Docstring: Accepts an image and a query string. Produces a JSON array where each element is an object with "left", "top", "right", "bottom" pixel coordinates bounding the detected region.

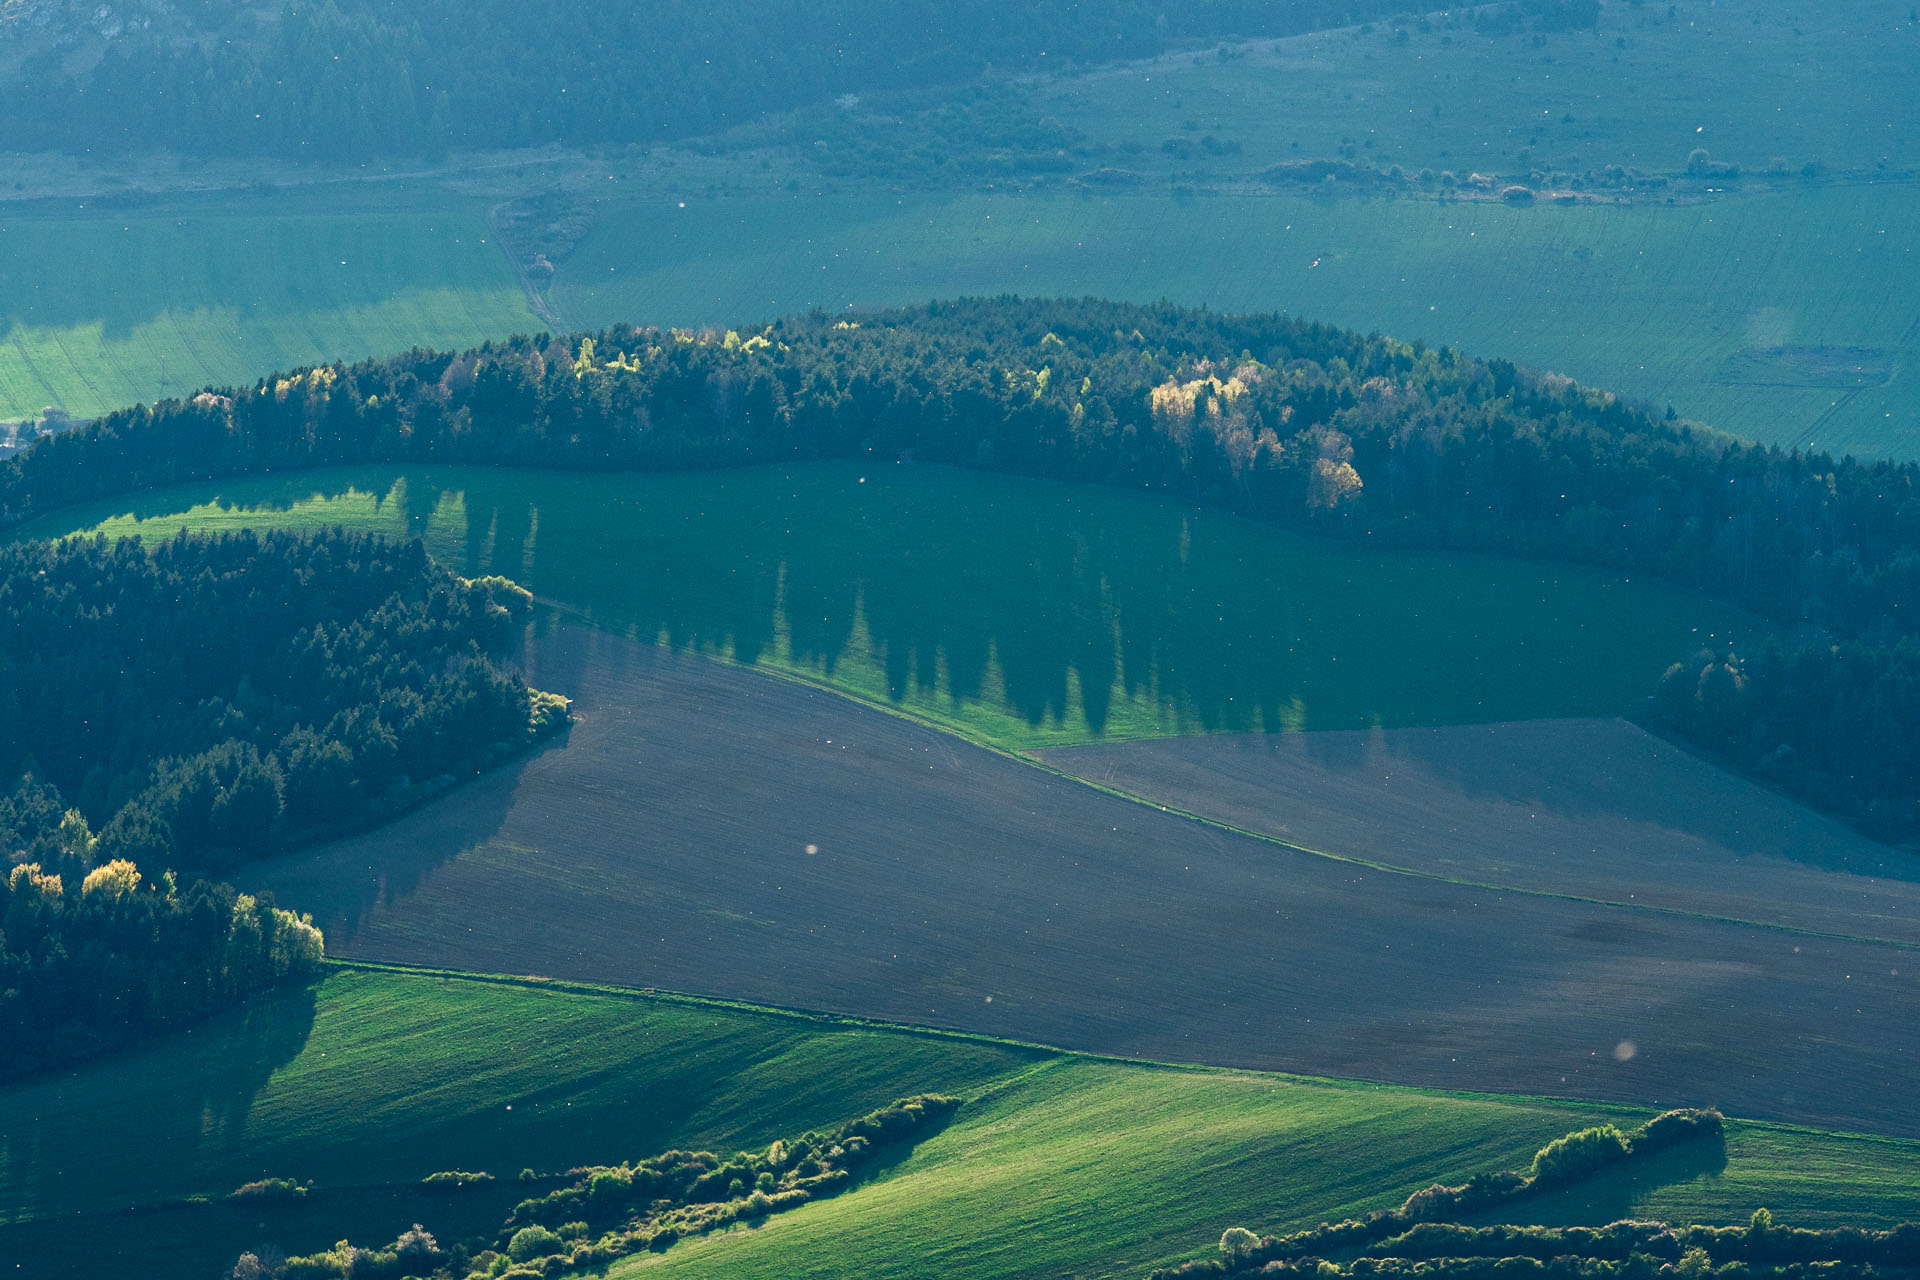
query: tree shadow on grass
[
  {"left": 0, "top": 1166, "right": 530, "bottom": 1280},
  {"left": 0, "top": 979, "right": 319, "bottom": 1239}
]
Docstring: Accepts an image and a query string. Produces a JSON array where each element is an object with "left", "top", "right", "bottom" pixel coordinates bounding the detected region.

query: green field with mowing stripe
[
  {"left": 552, "top": 183, "right": 1920, "bottom": 459},
  {"left": 4, "top": 966, "right": 1917, "bottom": 1280},
  {"left": 0, "top": 191, "right": 533, "bottom": 423},
  {"left": 21, "top": 462, "right": 1751, "bottom": 749}
]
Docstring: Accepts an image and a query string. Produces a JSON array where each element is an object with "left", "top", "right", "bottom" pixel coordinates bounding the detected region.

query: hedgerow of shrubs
[
  {"left": 260, "top": 1095, "right": 959, "bottom": 1279},
  {"left": 1157, "top": 1109, "right": 1725, "bottom": 1279}
]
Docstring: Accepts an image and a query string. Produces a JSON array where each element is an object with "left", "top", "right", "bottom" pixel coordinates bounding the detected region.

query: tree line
[
  {"left": 1, "top": 0, "right": 1401, "bottom": 164},
  {"left": 1173, "top": 1109, "right": 1725, "bottom": 1279},
  {"left": 5, "top": 299, "right": 1913, "bottom": 834},
  {"left": 1159, "top": 1109, "right": 1920, "bottom": 1280},
  {"left": 0, "top": 866, "right": 322, "bottom": 1081},
  {"left": 0, "top": 529, "right": 565, "bottom": 1077}
]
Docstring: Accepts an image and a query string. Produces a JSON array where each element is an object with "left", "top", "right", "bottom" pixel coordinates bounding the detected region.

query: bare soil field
[
  {"left": 243, "top": 621, "right": 1920, "bottom": 1137},
  {"left": 1041, "top": 721, "right": 1920, "bottom": 948}
]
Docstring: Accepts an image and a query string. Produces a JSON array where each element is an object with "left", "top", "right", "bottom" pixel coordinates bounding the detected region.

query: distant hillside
[{"left": 0, "top": 0, "right": 1405, "bottom": 162}]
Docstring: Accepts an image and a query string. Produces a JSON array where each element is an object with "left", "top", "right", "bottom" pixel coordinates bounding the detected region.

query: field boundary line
[
  {"left": 313, "top": 960, "right": 1920, "bottom": 1146},
  {"left": 487, "top": 201, "right": 567, "bottom": 334},
  {"left": 309, "top": 959, "right": 1671, "bottom": 1117},
  {"left": 1787, "top": 386, "right": 1864, "bottom": 452},
  {"left": 316, "top": 957, "right": 1342, "bottom": 1086}
]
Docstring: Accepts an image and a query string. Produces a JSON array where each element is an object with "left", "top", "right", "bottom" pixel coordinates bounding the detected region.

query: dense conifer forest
[
  {"left": 4, "top": 299, "right": 1913, "bottom": 835},
  {"left": 1, "top": 528, "right": 565, "bottom": 875}
]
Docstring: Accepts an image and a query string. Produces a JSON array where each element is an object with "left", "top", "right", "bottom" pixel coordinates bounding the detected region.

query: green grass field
[
  {"left": 0, "top": 966, "right": 1040, "bottom": 1279},
  {"left": 552, "top": 182, "right": 1920, "bottom": 459},
  {"left": 4, "top": 965, "right": 1917, "bottom": 1280},
  {"left": 0, "top": 188, "right": 533, "bottom": 423},
  {"left": 621, "top": 1081, "right": 1920, "bottom": 1280},
  {"left": 21, "top": 462, "right": 1751, "bottom": 750}
]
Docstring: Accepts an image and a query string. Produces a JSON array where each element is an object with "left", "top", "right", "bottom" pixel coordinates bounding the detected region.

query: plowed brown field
[
  {"left": 1041, "top": 722, "right": 1920, "bottom": 947},
  {"left": 244, "top": 622, "right": 1920, "bottom": 1137}
]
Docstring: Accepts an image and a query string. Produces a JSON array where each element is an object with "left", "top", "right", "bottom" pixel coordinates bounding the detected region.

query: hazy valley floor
[{"left": 242, "top": 620, "right": 1920, "bottom": 1138}]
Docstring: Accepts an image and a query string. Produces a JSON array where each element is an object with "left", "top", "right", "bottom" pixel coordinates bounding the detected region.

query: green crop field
[
  {"left": 4, "top": 966, "right": 1917, "bottom": 1280},
  {"left": 551, "top": 183, "right": 1920, "bottom": 460},
  {"left": 0, "top": 187, "right": 533, "bottom": 423},
  {"left": 21, "top": 461, "right": 1750, "bottom": 750}
]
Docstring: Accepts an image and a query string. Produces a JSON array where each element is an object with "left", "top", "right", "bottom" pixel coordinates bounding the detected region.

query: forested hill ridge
[
  {"left": 0, "top": 0, "right": 1402, "bottom": 163},
  {"left": 5, "top": 297, "right": 1916, "bottom": 835}
]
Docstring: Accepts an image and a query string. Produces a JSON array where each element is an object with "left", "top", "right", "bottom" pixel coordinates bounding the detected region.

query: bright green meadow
[
  {"left": 22, "top": 462, "right": 1750, "bottom": 750},
  {"left": 3, "top": 966, "right": 1917, "bottom": 1280},
  {"left": 0, "top": 189, "right": 531, "bottom": 423},
  {"left": 620, "top": 1084, "right": 1920, "bottom": 1280}
]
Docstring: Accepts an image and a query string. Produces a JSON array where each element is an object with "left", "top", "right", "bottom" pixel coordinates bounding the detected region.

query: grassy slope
[
  {"left": 0, "top": 188, "right": 533, "bottom": 422},
  {"left": 624, "top": 1079, "right": 1920, "bottom": 1280},
  {"left": 0, "top": 967, "right": 1041, "bottom": 1223},
  {"left": 0, "top": 966, "right": 1040, "bottom": 1278},
  {"left": 18, "top": 462, "right": 1750, "bottom": 750},
  {"left": 1036, "top": 0, "right": 1916, "bottom": 186},
  {"left": 5, "top": 966, "right": 1918, "bottom": 1280},
  {"left": 551, "top": 183, "right": 1920, "bottom": 460}
]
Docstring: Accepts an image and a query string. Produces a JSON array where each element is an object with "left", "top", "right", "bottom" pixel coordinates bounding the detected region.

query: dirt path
[{"left": 486, "top": 200, "right": 568, "bottom": 333}]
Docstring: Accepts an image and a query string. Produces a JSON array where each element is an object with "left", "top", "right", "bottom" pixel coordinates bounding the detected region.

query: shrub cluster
[{"left": 1207, "top": 1217, "right": 1920, "bottom": 1280}]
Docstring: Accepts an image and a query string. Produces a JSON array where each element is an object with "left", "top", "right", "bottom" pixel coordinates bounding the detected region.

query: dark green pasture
[{"left": 25, "top": 461, "right": 1749, "bottom": 750}]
